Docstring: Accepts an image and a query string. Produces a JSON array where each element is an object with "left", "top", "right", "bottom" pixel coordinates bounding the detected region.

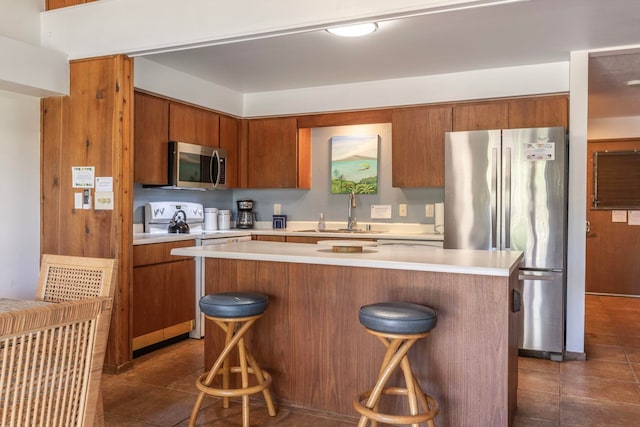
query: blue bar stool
[
  {"left": 189, "top": 292, "right": 276, "bottom": 427},
  {"left": 354, "top": 302, "right": 439, "bottom": 427}
]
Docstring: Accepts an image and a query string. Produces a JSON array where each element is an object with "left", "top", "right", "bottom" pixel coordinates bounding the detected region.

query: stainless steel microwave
[{"left": 168, "top": 141, "right": 227, "bottom": 190}]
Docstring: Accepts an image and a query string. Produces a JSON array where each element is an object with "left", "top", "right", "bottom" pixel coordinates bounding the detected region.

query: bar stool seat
[
  {"left": 189, "top": 292, "right": 276, "bottom": 427},
  {"left": 354, "top": 302, "right": 439, "bottom": 427}
]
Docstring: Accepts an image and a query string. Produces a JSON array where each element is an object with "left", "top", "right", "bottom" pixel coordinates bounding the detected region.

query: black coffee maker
[{"left": 236, "top": 199, "right": 255, "bottom": 229}]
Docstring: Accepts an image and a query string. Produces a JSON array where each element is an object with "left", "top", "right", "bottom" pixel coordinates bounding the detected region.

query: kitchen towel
[{"left": 435, "top": 202, "right": 444, "bottom": 234}]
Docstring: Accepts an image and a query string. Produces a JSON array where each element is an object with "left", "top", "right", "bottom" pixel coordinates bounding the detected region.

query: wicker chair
[
  {"left": 35, "top": 254, "right": 117, "bottom": 302},
  {"left": 0, "top": 297, "right": 113, "bottom": 426},
  {"left": 34, "top": 254, "right": 118, "bottom": 426}
]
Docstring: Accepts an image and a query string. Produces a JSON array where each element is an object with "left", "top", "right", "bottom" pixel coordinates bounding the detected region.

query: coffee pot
[
  {"left": 236, "top": 200, "right": 255, "bottom": 229},
  {"left": 168, "top": 210, "right": 190, "bottom": 233}
]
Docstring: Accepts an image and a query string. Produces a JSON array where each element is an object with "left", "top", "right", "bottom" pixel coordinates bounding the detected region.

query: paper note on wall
[{"left": 628, "top": 211, "right": 640, "bottom": 226}]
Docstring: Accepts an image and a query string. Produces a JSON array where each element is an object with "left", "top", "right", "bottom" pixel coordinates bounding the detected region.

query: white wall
[
  {"left": 244, "top": 62, "right": 569, "bottom": 116},
  {"left": 134, "top": 57, "right": 243, "bottom": 117},
  {"left": 566, "top": 51, "right": 589, "bottom": 355},
  {"left": 0, "top": 0, "right": 68, "bottom": 96},
  {"left": 0, "top": 90, "right": 41, "bottom": 298},
  {"left": 41, "top": 0, "right": 488, "bottom": 58},
  {"left": 588, "top": 116, "right": 640, "bottom": 139}
]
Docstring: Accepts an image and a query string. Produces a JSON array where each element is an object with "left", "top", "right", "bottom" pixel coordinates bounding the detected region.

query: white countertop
[
  {"left": 133, "top": 221, "right": 443, "bottom": 245},
  {"left": 171, "top": 240, "right": 522, "bottom": 276},
  {"left": 133, "top": 230, "right": 251, "bottom": 245}
]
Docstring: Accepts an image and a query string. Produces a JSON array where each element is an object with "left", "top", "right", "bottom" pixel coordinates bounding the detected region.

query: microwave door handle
[{"left": 210, "top": 150, "right": 219, "bottom": 189}]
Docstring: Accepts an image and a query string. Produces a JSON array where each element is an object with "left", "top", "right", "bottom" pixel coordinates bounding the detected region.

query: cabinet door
[
  {"left": 132, "top": 263, "right": 166, "bottom": 338},
  {"left": 164, "top": 259, "right": 196, "bottom": 328},
  {"left": 453, "top": 101, "right": 508, "bottom": 131},
  {"left": 134, "top": 92, "right": 169, "bottom": 185},
  {"left": 247, "top": 117, "right": 299, "bottom": 188},
  {"left": 169, "top": 102, "right": 220, "bottom": 147},
  {"left": 392, "top": 106, "right": 452, "bottom": 187},
  {"left": 220, "top": 115, "right": 239, "bottom": 188},
  {"left": 508, "top": 96, "right": 568, "bottom": 129}
]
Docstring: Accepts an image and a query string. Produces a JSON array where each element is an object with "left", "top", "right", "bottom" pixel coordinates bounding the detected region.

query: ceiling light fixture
[
  {"left": 627, "top": 80, "right": 640, "bottom": 86},
  {"left": 326, "top": 22, "right": 378, "bottom": 37}
]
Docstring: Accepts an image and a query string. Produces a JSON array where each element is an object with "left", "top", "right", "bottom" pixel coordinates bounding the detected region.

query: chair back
[
  {"left": 35, "top": 254, "right": 117, "bottom": 302},
  {"left": 0, "top": 297, "right": 113, "bottom": 426}
]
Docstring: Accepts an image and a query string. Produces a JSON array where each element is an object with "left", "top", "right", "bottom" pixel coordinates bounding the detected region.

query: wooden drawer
[{"left": 133, "top": 240, "right": 196, "bottom": 267}]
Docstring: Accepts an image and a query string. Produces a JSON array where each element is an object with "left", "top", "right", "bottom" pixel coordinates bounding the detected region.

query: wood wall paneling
[
  {"left": 586, "top": 139, "right": 640, "bottom": 295},
  {"left": 46, "top": 0, "right": 95, "bottom": 11},
  {"left": 41, "top": 55, "right": 134, "bottom": 373}
]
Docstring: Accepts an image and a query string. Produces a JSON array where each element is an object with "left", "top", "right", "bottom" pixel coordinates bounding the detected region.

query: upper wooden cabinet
[
  {"left": 134, "top": 92, "right": 169, "bottom": 185},
  {"left": 168, "top": 102, "right": 219, "bottom": 147},
  {"left": 453, "top": 95, "right": 568, "bottom": 131},
  {"left": 507, "top": 95, "right": 568, "bottom": 129},
  {"left": 220, "top": 115, "right": 240, "bottom": 188},
  {"left": 391, "top": 106, "right": 452, "bottom": 187},
  {"left": 453, "top": 101, "right": 509, "bottom": 131},
  {"left": 134, "top": 91, "right": 240, "bottom": 187},
  {"left": 246, "top": 117, "right": 311, "bottom": 189}
]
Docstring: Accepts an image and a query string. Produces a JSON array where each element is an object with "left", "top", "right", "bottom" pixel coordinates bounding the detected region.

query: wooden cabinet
[
  {"left": 134, "top": 92, "right": 241, "bottom": 187},
  {"left": 246, "top": 117, "right": 311, "bottom": 189},
  {"left": 134, "top": 92, "right": 169, "bottom": 185},
  {"left": 132, "top": 241, "right": 196, "bottom": 351},
  {"left": 507, "top": 95, "right": 568, "bottom": 129},
  {"left": 220, "top": 115, "right": 240, "bottom": 188},
  {"left": 391, "top": 105, "right": 452, "bottom": 187},
  {"left": 168, "top": 102, "right": 219, "bottom": 147},
  {"left": 453, "top": 101, "right": 509, "bottom": 131},
  {"left": 253, "top": 235, "right": 286, "bottom": 242},
  {"left": 452, "top": 95, "right": 568, "bottom": 131}
]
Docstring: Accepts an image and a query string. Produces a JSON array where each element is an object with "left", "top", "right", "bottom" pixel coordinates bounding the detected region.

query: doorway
[
  {"left": 585, "top": 138, "right": 640, "bottom": 295},
  {"left": 586, "top": 50, "right": 640, "bottom": 296}
]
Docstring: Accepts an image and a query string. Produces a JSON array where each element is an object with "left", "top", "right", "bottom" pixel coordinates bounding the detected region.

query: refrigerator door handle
[
  {"left": 504, "top": 147, "right": 511, "bottom": 249},
  {"left": 518, "top": 273, "right": 557, "bottom": 281},
  {"left": 491, "top": 147, "right": 498, "bottom": 249}
]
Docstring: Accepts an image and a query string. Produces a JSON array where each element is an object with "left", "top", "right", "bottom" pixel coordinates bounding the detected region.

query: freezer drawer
[{"left": 519, "top": 270, "right": 565, "bottom": 355}]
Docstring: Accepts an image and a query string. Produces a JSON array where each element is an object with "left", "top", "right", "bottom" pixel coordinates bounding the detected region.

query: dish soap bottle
[{"left": 317, "top": 213, "right": 326, "bottom": 231}]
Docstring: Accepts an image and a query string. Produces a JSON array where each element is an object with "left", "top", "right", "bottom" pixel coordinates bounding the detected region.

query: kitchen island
[{"left": 172, "top": 241, "right": 523, "bottom": 427}]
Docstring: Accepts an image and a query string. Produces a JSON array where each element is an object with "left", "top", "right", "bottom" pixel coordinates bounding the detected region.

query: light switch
[
  {"left": 399, "top": 204, "right": 407, "bottom": 217},
  {"left": 274, "top": 204, "right": 281, "bottom": 215}
]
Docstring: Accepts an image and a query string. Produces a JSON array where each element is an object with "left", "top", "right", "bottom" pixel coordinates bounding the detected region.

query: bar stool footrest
[
  {"left": 354, "top": 388, "right": 439, "bottom": 425},
  {"left": 196, "top": 367, "right": 273, "bottom": 398}
]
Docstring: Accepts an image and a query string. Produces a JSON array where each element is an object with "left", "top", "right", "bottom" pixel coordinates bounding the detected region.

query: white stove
[{"left": 144, "top": 201, "right": 205, "bottom": 234}]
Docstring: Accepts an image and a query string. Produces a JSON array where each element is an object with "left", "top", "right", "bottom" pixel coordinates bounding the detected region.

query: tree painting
[{"left": 330, "top": 135, "right": 379, "bottom": 194}]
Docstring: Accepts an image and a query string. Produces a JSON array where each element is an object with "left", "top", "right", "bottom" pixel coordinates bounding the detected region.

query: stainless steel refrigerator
[{"left": 444, "top": 127, "right": 568, "bottom": 360}]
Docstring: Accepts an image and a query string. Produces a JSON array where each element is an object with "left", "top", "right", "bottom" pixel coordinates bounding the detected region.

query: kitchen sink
[{"left": 295, "top": 229, "right": 386, "bottom": 234}]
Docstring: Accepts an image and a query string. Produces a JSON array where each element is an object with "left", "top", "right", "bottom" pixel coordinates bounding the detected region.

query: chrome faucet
[{"left": 347, "top": 191, "right": 357, "bottom": 230}]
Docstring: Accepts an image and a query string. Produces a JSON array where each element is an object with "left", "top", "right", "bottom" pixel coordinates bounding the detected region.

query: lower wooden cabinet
[{"left": 132, "top": 241, "right": 196, "bottom": 351}]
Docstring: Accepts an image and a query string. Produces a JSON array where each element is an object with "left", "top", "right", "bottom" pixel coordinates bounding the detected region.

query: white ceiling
[{"left": 142, "top": 0, "right": 640, "bottom": 118}]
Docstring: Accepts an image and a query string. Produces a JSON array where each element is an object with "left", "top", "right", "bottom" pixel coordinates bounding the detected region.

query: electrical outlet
[
  {"left": 399, "top": 204, "right": 407, "bottom": 217},
  {"left": 425, "top": 204, "right": 434, "bottom": 217},
  {"left": 274, "top": 204, "right": 281, "bottom": 215}
]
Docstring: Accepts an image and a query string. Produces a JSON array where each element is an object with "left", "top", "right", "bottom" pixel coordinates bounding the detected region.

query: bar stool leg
[{"left": 189, "top": 317, "right": 260, "bottom": 427}]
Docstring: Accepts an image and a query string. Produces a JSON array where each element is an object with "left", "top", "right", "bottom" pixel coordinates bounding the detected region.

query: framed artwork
[{"left": 330, "top": 135, "right": 379, "bottom": 194}]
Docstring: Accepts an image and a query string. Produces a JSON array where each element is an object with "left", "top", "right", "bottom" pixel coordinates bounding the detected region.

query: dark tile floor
[{"left": 102, "top": 295, "right": 640, "bottom": 426}]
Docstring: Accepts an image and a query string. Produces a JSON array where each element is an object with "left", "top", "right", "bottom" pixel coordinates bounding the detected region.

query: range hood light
[
  {"left": 326, "top": 23, "right": 378, "bottom": 37},
  {"left": 627, "top": 80, "right": 640, "bottom": 86}
]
